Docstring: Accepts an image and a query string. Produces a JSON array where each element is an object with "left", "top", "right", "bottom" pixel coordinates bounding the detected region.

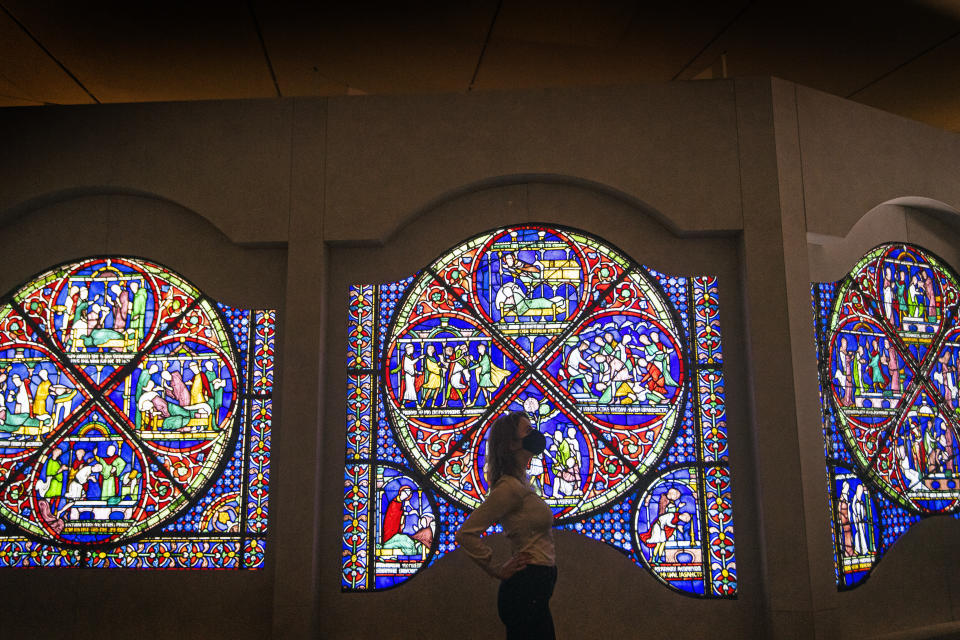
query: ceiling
[{"left": 2, "top": 1, "right": 960, "bottom": 132}]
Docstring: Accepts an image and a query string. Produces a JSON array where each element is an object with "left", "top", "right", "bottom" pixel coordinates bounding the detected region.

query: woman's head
[{"left": 485, "top": 411, "right": 532, "bottom": 486}]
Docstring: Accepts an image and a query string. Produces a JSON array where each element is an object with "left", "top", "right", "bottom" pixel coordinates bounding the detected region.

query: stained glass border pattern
[{"left": 342, "top": 224, "right": 737, "bottom": 597}]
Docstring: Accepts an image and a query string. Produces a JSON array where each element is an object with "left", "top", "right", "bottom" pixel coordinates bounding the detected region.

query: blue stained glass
[
  {"left": 0, "top": 538, "right": 81, "bottom": 567},
  {"left": 693, "top": 276, "right": 723, "bottom": 366},
  {"left": 251, "top": 310, "right": 275, "bottom": 395},
  {"left": 815, "top": 244, "right": 960, "bottom": 588},
  {"left": 562, "top": 492, "right": 635, "bottom": 553},
  {"left": 0, "top": 258, "right": 272, "bottom": 570},
  {"left": 161, "top": 407, "right": 247, "bottom": 533},
  {"left": 375, "top": 391, "right": 407, "bottom": 465},
  {"left": 246, "top": 397, "right": 270, "bottom": 534},
  {"left": 343, "top": 225, "right": 735, "bottom": 597},
  {"left": 218, "top": 303, "right": 250, "bottom": 390},
  {"left": 657, "top": 392, "right": 699, "bottom": 471},
  {"left": 828, "top": 419, "right": 855, "bottom": 467},
  {"left": 377, "top": 277, "right": 415, "bottom": 363},
  {"left": 634, "top": 467, "right": 705, "bottom": 595},
  {"left": 698, "top": 369, "right": 728, "bottom": 462},
  {"left": 346, "top": 374, "right": 372, "bottom": 461},
  {"left": 342, "top": 463, "right": 370, "bottom": 589},
  {"left": 370, "top": 464, "right": 436, "bottom": 589},
  {"left": 877, "top": 498, "right": 923, "bottom": 548},
  {"left": 648, "top": 268, "right": 690, "bottom": 341},
  {"left": 347, "top": 286, "right": 375, "bottom": 370},
  {"left": 435, "top": 495, "right": 469, "bottom": 555}
]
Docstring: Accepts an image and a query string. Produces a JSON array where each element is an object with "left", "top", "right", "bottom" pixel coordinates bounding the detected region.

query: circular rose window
[
  {"left": 828, "top": 243, "right": 960, "bottom": 512},
  {"left": 382, "top": 225, "right": 686, "bottom": 521},
  {"left": 0, "top": 257, "right": 239, "bottom": 545}
]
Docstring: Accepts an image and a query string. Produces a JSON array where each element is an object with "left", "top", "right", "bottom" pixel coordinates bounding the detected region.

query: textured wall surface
[{"left": 0, "top": 80, "right": 959, "bottom": 639}]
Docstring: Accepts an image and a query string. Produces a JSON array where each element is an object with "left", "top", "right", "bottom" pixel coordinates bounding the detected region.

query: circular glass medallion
[
  {"left": 382, "top": 225, "right": 686, "bottom": 521},
  {"left": 0, "top": 257, "right": 239, "bottom": 545},
  {"left": 829, "top": 244, "right": 960, "bottom": 512}
]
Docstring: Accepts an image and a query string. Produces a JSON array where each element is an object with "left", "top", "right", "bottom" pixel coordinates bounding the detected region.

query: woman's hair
[{"left": 485, "top": 411, "right": 528, "bottom": 487}]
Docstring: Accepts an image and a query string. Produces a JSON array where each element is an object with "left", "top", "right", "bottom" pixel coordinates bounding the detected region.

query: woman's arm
[{"left": 455, "top": 477, "right": 522, "bottom": 579}]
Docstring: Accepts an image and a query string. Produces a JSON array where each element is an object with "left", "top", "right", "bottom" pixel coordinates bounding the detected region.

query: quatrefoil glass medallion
[
  {"left": 0, "top": 257, "right": 240, "bottom": 546},
  {"left": 827, "top": 244, "right": 960, "bottom": 512}
]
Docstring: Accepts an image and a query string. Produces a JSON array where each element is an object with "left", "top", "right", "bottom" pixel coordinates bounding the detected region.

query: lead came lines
[
  {"left": 383, "top": 226, "right": 687, "bottom": 522},
  {"left": 0, "top": 258, "right": 242, "bottom": 549}
]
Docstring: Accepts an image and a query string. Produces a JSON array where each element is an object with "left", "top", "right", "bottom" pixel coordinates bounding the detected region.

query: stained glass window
[
  {"left": 813, "top": 243, "right": 960, "bottom": 588},
  {"left": 343, "top": 224, "right": 736, "bottom": 597},
  {"left": 0, "top": 257, "right": 273, "bottom": 568}
]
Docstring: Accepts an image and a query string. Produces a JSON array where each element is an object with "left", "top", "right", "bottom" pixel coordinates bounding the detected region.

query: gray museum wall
[
  {"left": 0, "top": 194, "right": 284, "bottom": 639},
  {"left": 325, "top": 182, "right": 758, "bottom": 639},
  {"left": 0, "top": 78, "right": 957, "bottom": 639}
]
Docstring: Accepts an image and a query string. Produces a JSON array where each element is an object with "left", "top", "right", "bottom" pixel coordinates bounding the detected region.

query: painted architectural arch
[
  {"left": 0, "top": 257, "right": 273, "bottom": 568},
  {"left": 814, "top": 243, "right": 960, "bottom": 588},
  {"left": 343, "top": 224, "right": 737, "bottom": 597}
]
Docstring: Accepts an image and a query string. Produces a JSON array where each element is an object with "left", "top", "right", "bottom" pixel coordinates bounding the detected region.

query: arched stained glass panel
[
  {"left": 343, "top": 224, "right": 737, "bottom": 597},
  {"left": 813, "top": 243, "right": 960, "bottom": 588},
  {"left": 0, "top": 257, "right": 273, "bottom": 568}
]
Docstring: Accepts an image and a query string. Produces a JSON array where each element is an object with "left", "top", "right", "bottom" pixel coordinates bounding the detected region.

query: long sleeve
[{"left": 455, "top": 476, "right": 523, "bottom": 578}]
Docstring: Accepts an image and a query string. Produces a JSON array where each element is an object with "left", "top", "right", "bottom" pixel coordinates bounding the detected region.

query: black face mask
[{"left": 521, "top": 429, "right": 546, "bottom": 455}]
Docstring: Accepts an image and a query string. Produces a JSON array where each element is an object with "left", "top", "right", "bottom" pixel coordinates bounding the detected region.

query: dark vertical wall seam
[
  {"left": 793, "top": 83, "right": 810, "bottom": 234},
  {"left": 287, "top": 99, "right": 295, "bottom": 240}
]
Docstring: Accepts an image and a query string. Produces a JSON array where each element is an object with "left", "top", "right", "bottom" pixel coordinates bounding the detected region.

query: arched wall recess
[
  {"left": 341, "top": 222, "right": 737, "bottom": 597},
  {"left": 0, "top": 191, "right": 286, "bottom": 309},
  {"left": 807, "top": 197, "right": 960, "bottom": 284},
  {"left": 812, "top": 229, "right": 960, "bottom": 589},
  {"left": 368, "top": 174, "right": 709, "bottom": 249},
  {"left": 0, "top": 187, "right": 246, "bottom": 247}
]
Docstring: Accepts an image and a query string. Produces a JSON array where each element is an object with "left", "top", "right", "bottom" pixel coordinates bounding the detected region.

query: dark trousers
[{"left": 497, "top": 564, "right": 557, "bottom": 640}]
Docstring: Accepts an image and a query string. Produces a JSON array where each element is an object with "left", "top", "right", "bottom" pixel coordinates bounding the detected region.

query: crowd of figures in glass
[
  {"left": 343, "top": 224, "right": 736, "bottom": 596},
  {"left": 0, "top": 257, "right": 273, "bottom": 568},
  {"left": 814, "top": 243, "right": 960, "bottom": 588}
]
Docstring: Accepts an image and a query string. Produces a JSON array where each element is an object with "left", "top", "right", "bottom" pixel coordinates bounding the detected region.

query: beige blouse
[{"left": 455, "top": 474, "right": 555, "bottom": 578}]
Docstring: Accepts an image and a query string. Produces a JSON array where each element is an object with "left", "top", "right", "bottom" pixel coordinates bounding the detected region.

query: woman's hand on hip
[{"left": 498, "top": 552, "right": 531, "bottom": 580}]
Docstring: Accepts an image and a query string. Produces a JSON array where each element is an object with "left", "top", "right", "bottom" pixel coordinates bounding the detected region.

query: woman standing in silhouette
[{"left": 456, "top": 411, "right": 556, "bottom": 639}]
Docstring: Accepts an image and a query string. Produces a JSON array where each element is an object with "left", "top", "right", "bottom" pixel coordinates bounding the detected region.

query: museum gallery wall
[{"left": 2, "top": 81, "right": 960, "bottom": 638}]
